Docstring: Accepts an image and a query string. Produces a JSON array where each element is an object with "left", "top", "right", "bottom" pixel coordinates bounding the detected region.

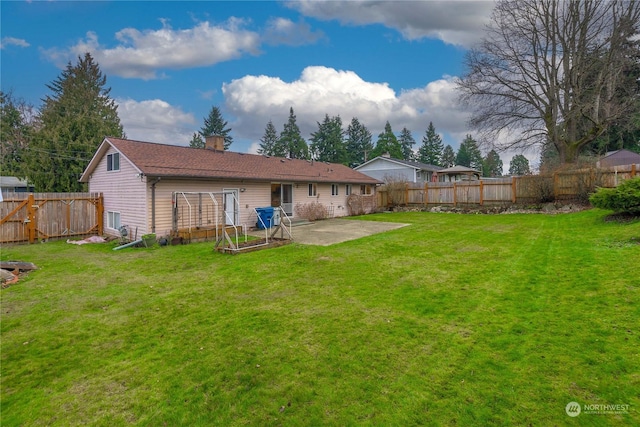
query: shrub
[
  {"left": 589, "top": 177, "right": 640, "bottom": 214},
  {"left": 346, "top": 194, "right": 377, "bottom": 216},
  {"left": 295, "top": 202, "right": 329, "bottom": 221},
  {"left": 381, "top": 175, "right": 408, "bottom": 207}
]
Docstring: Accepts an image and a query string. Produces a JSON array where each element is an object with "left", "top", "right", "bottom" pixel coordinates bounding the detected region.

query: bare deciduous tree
[{"left": 458, "top": 0, "right": 640, "bottom": 164}]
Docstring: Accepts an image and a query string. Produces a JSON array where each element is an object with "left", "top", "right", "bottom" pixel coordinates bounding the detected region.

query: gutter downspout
[{"left": 150, "top": 177, "right": 161, "bottom": 233}]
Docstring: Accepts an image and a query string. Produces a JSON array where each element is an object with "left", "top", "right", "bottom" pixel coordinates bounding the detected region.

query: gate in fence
[{"left": 0, "top": 192, "right": 103, "bottom": 244}]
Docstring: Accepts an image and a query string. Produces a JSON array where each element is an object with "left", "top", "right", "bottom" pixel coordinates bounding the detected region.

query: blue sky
[{"left": 1, "top": 1, "right": 523, "bottom": 166}]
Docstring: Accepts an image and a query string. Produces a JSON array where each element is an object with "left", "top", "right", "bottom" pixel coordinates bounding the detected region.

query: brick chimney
[{"left": 205, "top": 135, "right": 225, "bottom": 151}]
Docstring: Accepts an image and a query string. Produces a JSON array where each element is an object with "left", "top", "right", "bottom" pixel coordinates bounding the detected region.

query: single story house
[
  {"left": 354, "top": 155, "right": 443, "bottom": 183},
  {"left": 596, "top": 149, "right": 640, "bottom": 168},
  {"left": 80, "top": 136, "right": 381, "bottom": 238},
  {"left": 436, "top": 165, "right": 481, "bottom": 182}
]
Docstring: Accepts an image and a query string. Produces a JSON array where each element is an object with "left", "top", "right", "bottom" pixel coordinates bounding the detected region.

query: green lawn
[{"left": 1, "top": 210, "right": 639, "bottom": 426}]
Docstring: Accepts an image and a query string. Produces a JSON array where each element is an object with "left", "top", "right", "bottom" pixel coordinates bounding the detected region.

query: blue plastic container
[{"left": 255, "top": 207, "right": 274, "bottom": 229}]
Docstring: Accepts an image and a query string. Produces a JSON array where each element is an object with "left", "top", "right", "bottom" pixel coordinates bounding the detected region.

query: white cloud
[
  {"left": 116, "top": 98, "right": 196, "bottom": 145},
  {"left": 42, "top": 19, "right": 261, "bottom": 79},
  {"left": 223, "top": 65, "right": 471, "bottom": 147},
  {"left": 1, "top": 37, "right": 30, "bottom": 49},
  {"left": 288, "top": 0, "right": 494, "bottom": 47},
  {"left": 263, "top": 17, "right": 325, "bottom": 46}
]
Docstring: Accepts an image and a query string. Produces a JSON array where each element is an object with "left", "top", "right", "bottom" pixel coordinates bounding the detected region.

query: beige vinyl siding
[
  {"left": 149, "top": 179, "right": 272, "bottom": 237},
  {"left": 88, "top": 147, "right": 147, "bottom": 237},
  {"left": 293, "top": 183, "right": 353, "bottom": 218}
]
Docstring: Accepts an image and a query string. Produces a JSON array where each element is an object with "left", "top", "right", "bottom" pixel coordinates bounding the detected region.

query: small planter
[{"left": 141, "top": 233, "right": 156, "bottom": 248}]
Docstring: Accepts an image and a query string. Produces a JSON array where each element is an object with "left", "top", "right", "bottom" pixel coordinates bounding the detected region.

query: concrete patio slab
[{"left": 249, "top": 218, "right": 410, "bottom": 246}]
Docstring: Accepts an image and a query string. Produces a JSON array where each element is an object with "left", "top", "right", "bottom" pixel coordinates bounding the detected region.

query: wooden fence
[
  {"left": 377, "top": 163, "right": 638, "bottom": 208},
  {"left": 1, "top": 192, "right": 103, "bottom": 244}
]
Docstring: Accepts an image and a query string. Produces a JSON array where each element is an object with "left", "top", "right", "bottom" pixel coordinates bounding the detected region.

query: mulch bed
[{"left": 603, "top": 212, "right": 640, "bottom": 223}]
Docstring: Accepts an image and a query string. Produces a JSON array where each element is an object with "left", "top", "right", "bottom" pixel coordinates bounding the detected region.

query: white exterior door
[
  {"left": 281, "top": 184, "right": 293, "bottom": 216},
  {"left": 223, "top": 189, "right": 239, "bottom": 225}
]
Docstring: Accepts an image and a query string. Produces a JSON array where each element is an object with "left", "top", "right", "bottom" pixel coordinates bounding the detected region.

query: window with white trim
[
  {"left": 360, "top": 185, "right": 372, "bottom": 195},
  {"left": 107, "top": 211, "right": 121, "bottom": 230},
  {"left": 107, "top": 153, "right": 120, "bottom": 171},
  {"left": 308, "top": 183, "right": 317, "bottom": 197},
  {"left": 345, "top": 184, "right": 352, "bottom": 196},
  {"left": 331, "top": 184, "right": 339, "bottom": 196}
]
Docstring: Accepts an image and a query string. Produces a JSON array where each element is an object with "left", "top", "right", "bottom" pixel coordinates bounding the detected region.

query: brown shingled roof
[{"left": 92, "top": 138, "right": 381, "bottom": 184}]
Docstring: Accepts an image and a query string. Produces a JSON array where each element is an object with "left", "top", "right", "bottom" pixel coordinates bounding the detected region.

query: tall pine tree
[
  {"left": 310, "top": 114, "right": 346, "bottom": 163},
  {"left": 483, "top": 149, "right": 503, "bottom": 177},
  {"left": 0, "top": 91, "right": 34, "bottom": 177},
  {"left": 398, "top": 127, "right": 416, "bottom": 161},
  {"left": 456, "top": 135, "right": 483, "bottom": 170},
  {"left": 189, "top": 132, "right": 204, "bottom": 148},
  {"left": 417, "top": 122, "right": 444, "bottom": 166},
  {"left": 199, "top": 106, "right": 233, "bottom": 149},
  {"left": 441, "top": 144, "right": 456, "bottom": 167},
  {"left": 258, "top": 120, "right": 279, "bottom": 155},
  {"left": 344, "top": 117, "right": 373, "bottom": 167},
  {"left": 26, "top": 53, "right": 123, "bottom": 192},
  {"left": 371, "top": 121, "right": 403, "bottom": 159},
  {"left": 279, "top": 107, "right": 308, "bottom": 159},
  {"left": 509, "top": 154, "right": 531, "bottom": 175}
]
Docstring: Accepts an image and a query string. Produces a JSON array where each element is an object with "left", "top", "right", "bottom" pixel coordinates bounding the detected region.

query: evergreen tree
[
  {"left": 279, "top": 107, "right": 308, "bottom": 159},
  {"left": 398, "top": 127, "right": 416, "bottom": 161},
  {"left": 483, "top": 149, "right": 503, "bottom": 177},
  {"left": 189, "top": 132, "right": 204, "bottom": 148},
  {"left": 26, "top": 53, "right": 123, "bottom": 192},
  {"left": 509, "top": 154, "right": 531, "bottom": 175},
  {"left": 441, "top": 144, "right": 456, "bottom": 167},
  {"left": 257, "top": 120, "right": 279, "bottom": 155},
  {"left": 456, "top": 135, "right": 483, "bottom": 170},
  {"left": 371, "top": 121, "right": 403, "bottom": 159},
  {"left": 0, "top": 91, "right": 34, "bottom": 177},
  {"left": 344, "top": 117, "right": 373, "bottom": 167},
  {"left": 310, "top": 114, "right": 346, "bottom": 164},
  {"left": 417, "top": 121, "right": 444, "bottom": 166},
  {"left": 200, "top": 105, "right": 233, "bottom": 149}
]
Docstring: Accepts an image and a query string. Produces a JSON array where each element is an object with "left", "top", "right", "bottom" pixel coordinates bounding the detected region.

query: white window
[
  {"left": 345, "top": 184, "right": 352, "bottom": 196},
  {"left": 331, "top": 184, "right": 339, "bottom": 196},
  {"left": 107, "top": 153, "right": 120, "bottom": 171},
  {"left": 360, "top": 185, "right": 372, "bottom": 195},
  {"left": 308, "top": 183, "right": 317, "bottom": 197},
  {"left": 107, "top": 211, "right": 121, "bottom": 230}
]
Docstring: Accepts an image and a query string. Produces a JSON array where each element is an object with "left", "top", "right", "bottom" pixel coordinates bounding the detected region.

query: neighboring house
[
  {"left": 0, "top": 176, "right": 34, "bottom": 197},
  {"left": 436, "top": 165, "right": 481, "bottom": 182},
  {"left": 354, "top": 155, "right": 443, "bottom": 184},
  {"left": 80, "top": 136, "right": 381, "bottom": 238},
  {"left": 597, "top": 149, "right": 640, "bottom": 168}
]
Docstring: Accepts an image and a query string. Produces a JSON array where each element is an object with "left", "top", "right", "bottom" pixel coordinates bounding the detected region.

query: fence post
[
  {"left": 453, "top": 182, "right": 457, "bottom": 206},
  {"left": 479, "top": 180, "right": 484, "bottom": 206},
  {"left": 512, "top": 177, "right": 517, "bottom": 203},
  {"left": 97, "top": 193, "right": 104, "bottom": 235},
  {"left": 405, "top": 183, "right": 409, "bottom": 207},
  {"left": 633, "top": 164, "right": 637, "bottom": 177},
  {"left": 26, "top": 193, "right": 36, "bottom": 244},
  {"left": 553, "top": 172, "right": 559, "bottom": 201},
  {"left": 424, "top": 182, "right": 428, "bottom": 206}
]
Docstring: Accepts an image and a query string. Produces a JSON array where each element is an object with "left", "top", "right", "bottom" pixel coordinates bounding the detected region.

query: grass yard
[{"left": 1, "top": 209, "right": 639, "bottom": 426}]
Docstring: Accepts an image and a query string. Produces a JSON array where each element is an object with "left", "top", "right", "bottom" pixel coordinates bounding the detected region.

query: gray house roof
[
  {"left": 598, "top": 149, "right": 640, "bottom": 168},
  {"left": 356, "top": 156, "right": 443, "bottom": 172},
  {"left": 437, "top": 165, "right": 481, "bottom": 174}
]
